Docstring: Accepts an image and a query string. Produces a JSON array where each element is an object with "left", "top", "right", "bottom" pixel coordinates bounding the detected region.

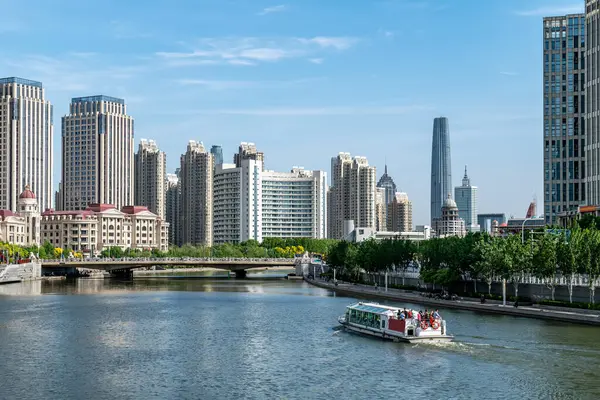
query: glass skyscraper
[
  {"left": 430, "top": 117, "right": 452, "bottom": 225},
  {"left": 211, "top": 145, "right": 223, "bottom": 166},
  {"left": 586, "top": 1, "right": 600, "bottom": 205},
  {"left": 543, "top": 14, "right": 586, "bottom": 224},
  {"left": 454, "top": 166, "right": 479, "bottom": 232}
]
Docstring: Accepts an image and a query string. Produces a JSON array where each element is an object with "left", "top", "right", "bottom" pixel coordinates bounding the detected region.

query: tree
[
  {"left": 572, "top": 229, "right": 592, "bottom": 303},
  {"left": 532, "top": 233, "right": 558, "bottom": 300},
  {"left": 587, "top": 229, "right": 600, "bottom": 304},
  {"left": 556, "top": 231, "right": 577, "bottom": 303},
  {"left": 505, "top": 234, "right": 531, "bottom": 299}
]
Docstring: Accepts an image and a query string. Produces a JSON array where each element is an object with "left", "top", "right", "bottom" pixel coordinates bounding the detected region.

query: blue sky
[{"left": 0, "top": 0, "right": 585, "bottom": 224}]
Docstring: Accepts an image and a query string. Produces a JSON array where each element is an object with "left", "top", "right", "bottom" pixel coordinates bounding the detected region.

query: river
[{"left": 1, "top": 273, "right": 599, "bottom": 399}]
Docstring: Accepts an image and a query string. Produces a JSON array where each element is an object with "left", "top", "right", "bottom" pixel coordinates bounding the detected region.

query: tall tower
[
  {"left": 18, "top": 185, "right": 41, "bottom": 246},
  {"left": 135, "top": 139, "right": 166, "bottom": 219},
  {"left": 586, "top": 2, "right": 600, "bottom": 204},
  {"left": 180, "top": 141, "right": 213, "bottom": 246},
  {"left": 376, "top": 164, "right": 397, "bottom": 225},
  {"left": 387, "top": 192, "right": 413, "bottom": 233},
  {"left": 430, "top": 117, "right": 452, "bottom": 225},
  {"left": 543, "top": 13, "right": 586, "bottom": 224},
  {"left": 0, "top": 77, "right": 53, "bottom": 212},
  {"left": 454, "top": 166, "right": 479, "bottom": 232},
  {"left": 165, "top": 172, "right": 180, "bottom": 245},
  {"left": 60, "top": 95, "right": 134, "bottom": 210},
  {"left": 210, "top": 145, "right": 224, "bottom": 166},
  {"left": 327, "top": 153, "right": 376, "bottom": 239}
]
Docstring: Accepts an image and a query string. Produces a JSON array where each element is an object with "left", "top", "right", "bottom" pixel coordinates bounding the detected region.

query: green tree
[
  {"left": 505, "top": 234, "right": 532, "bottom": 299},
  {"left": 556, "top": 231, "right": 577, "bottom": 303},
  {"left": 532, "top": 233, "right": 558, "bottom": 300},
  {"left": 587, "top": 229, "right": 600, "bottom": 304}
]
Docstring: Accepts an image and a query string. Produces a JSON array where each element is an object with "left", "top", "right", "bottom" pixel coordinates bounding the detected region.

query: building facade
[
  {"left": 165, "top": 172, "right": 180, "bottom": 245},
  {"left": 432, "top": 195, "right": 466, "bottom": 238},
  {"left": 375, "top": 187, "right": 387, "bottom": 231},
  {"left": 0, "top": 210, "right": 26, "bottom": 246},
  {"left": 213, "top": 144, "right": 327, "bottom": 244},
  {"left": 211, "top": 145, "right": 224, "bottom": 166},
  {"left": 431, "top": 117, "right": 452, "bottom": 225},
  {"left": 17, "top": 185, "right": 41, "bottom": 246},
  {"left": 586, "top": 2, "right": 600, "bottom": 204},
  {"left": 454, "top": 166, "right": 479, "bottom": 232},
  {"left": 41, "top": 204, "right": 168, "bottom": 253},
  {"left": 328, "top": 153, "right": 376, "bottom": 239},
  {"left": 477, "top": 213, "right": 507, "bottom": 233},
  {"left": 376, "top": 164, "right": 398, "bottom": 224},
  {"left": 179, "top": 141, "right": 213, "bottom": 246},
  {"left": 0, "top": 77, "right": 54, "bottom": 212},
  {"left": 135, "top": 139, "right": 166, "bottom": 219},
  {"left": 387, "top": 192, "right": 413, "bottom": 233},
  {"left": 60, "top": 95, "right": 134, "bottom": 211},
  {"left": 543, "top": 14, "right": 586, "bottom": 224}
]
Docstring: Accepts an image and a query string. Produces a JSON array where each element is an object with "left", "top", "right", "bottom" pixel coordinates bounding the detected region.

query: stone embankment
[{"left": 306, "top": 278, "right": 600, "bottom": 326}]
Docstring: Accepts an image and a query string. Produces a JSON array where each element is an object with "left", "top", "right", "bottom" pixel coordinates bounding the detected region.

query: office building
[
  {"left": 0, "top": 77, "right": 53, "bottom": 212},
  {"left": 328, "top": 153, "right": 376, "bottom": 239},
  {"left": 377, "top": 164, "right": 397, "bottom": 205},
  {"left": 454, "top": 166, "right": 479, "bottom": 232},
  {"left": 211, "top": 145, "right": 224, "bottom": 166},
  {"left": 543, "top": 14, "right": 586, "bottom": 224},
  {"left": 179, "top": 141, "right": 213, "bottom": 246},
  {"left": 60, "top": 95, "right": 134, "bottom": 211},
  {"left": 165, "top": 172, "right": 180, "bottom": 245},
  {"left": 213, "top": 143, "right": 327, "bottom": 243},
  {"left": 477, "top": 213, "right": 507, "bottom": 233},
  {"left": 375, "top": 187, "right": 387, "bottom": 231},
  {"left": 387, "top": 192, "right": 413, "bottom": 233},
  {"left": 586, "top": 2, "right": 600, "bottom": 204},
  {"left": 135, "top": 139, "right": 166, "bottom": 219},
  {"left": 431, "top": 117, "right": 452, "bottom": 225}
]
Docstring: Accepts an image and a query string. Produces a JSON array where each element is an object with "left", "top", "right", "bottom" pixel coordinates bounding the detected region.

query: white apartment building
[
  {"left": 165, "top": 173, "right": 180, "bottom": 245},
  {"left": 0, "top": 77, "right": 53, "bottom": 212},
  {"left": 135, "top": 139, "right": 166, "bottom": 219},
  {"left": 0, "top": 210, "right": 26, "bottom": 246},
  {"left": 387, "top": 192, "right": 413, "bottom": 233},
  {"left": 41, "top": 204, "right": 169, "bottom": 253},
  {"left": 375, "top": 187, "right": 386, "bottom": 231},
  {"left": 179, "top": 141, "right": 213, "bottom": 246},
  {"left": 328, "top": 153, "right": 376, "bottom": 239},
  {"left": 60, "top": 95, "right": 134, "bottom": 210},
  {"left": 213, "top": 143, "right": 327, "bottom": 244}
]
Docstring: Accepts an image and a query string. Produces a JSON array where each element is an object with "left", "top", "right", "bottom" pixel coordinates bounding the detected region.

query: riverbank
[{"left": 306, "top": 278, "right": 600, "bottom": 326}]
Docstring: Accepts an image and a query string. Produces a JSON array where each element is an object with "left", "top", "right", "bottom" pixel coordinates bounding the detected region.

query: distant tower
[
  {"left": 18, "top": 185, "right": 40, "bottom": 246},
  {"left": 210, "top": 145, "right": 224, "bottom": 166},
  {"left": 454, "top": 165, "right": 479, "bottom": 232},
  {"left": 430, "top": 117, "right": 452, "bottom": 225}
]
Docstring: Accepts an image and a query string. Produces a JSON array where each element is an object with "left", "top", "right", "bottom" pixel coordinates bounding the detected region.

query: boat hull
[{"left": 339, "top": 321, "right": 453, "bottom": 343}]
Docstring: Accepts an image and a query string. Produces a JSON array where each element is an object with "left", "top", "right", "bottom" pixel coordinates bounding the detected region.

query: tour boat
[{"left": 338, "top": 302, "right": 453, "bottom": 343}]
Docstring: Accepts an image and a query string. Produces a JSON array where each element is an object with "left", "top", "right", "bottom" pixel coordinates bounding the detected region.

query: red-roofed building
[{"left": 41, "top": 203, "right": 169, "bottom": 254}]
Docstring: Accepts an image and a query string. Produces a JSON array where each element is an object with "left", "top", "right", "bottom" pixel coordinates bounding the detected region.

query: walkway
[{"left": 306, "top": 278, "right": 600, "bottom": 326}]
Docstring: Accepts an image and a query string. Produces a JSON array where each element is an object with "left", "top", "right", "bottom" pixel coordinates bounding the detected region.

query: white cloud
[
  {"left": 515, "top": 4, "right": 583, "bottom": 16},
  {"left": 258, "top": 4, "right": 287, "bottom": 15},
  {"left": 500, "top": 71, "right": 518, "bottom": 76},
  {"left": 174, "top": 104, "right": 430, "bottom": 116},
  {"left": 309, "top": 58, "right": 324, "bottom": 64},
  {"left": 175, "top": 77, "right": 325, "bottom": 90},
  {"left": 156, "top": 36, "right": 357, "bottom": 67}
]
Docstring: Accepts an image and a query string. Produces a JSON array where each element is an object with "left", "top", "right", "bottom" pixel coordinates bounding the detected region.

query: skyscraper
[
  {"left": 430, "top": 117, "right": 452, "bottom": 225},
  {"left": 543, "top": 14, "right": 586, "bottom": 224},
  {"left": 0, "top": 77, "right": 54, "bottom": 212},
  {"left": 377, "top": 164, "right": 397, "bottom": 206},
  {"left": 210, "top": 145, "right": 224, "bottom": 166},
  {"left": 60, "top": 95, "right": 134, "bottom": 210},
  {"left": 454, "top": 166, "right": 479, "bottom": 232},
  {"left": 135, "top": 139, "right": 166, "bottom": 219},
  {"left": 179, "top": 141, "right": 213, "bottom": 246},
  {"left": 165, "top": 172, "right": 180, "bottom": 245},
  {"left": 387, "top": 192, "right": 413, "bottom": 233},
  {"left": 328, "top": 153, "right": 376, "bottom": 239},
  {"left": 586, "top": 2, "right": 600, "bottom": 204},
  {"left": 375, "top": 187, "right": 386, "bottom": 231}
]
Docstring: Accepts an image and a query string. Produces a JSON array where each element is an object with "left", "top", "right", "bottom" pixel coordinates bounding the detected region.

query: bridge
[{"left": 41, "top": 257, "right": 296, "bottom": 278}]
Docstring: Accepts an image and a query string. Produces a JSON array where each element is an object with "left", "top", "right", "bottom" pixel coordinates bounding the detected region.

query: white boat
[{"left": 338, "top": 302, "right": 453, "bottom": 343}]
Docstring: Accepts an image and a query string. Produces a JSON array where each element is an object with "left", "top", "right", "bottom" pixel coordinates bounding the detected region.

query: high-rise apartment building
[
  {"left": 135, "top": 139, "right": 166, "bottom": 219},
  {"left": 430, "top": 117, "right": 452, "bottom": 225},
  {"left": 179, "top": 141, "right": 213, "bottom": 246},
  {"left": 165, "top": 172, "right": 180, "bottom": 245},
  {"left": 213, "top": 143, "right": 326, "bottom": 243},
  {"left": 60, "top": 95, "right": 134, "bottom": 210},
  {"left": 328, "top": 153, "right": 376, "bottom": 239},
  {"left": 454, "top": 166, "right": 479, "bottom": 232},
  {"left": 543, "top": 14, "right": 586, "bottom": 224},
  {"left": 0, "top": 77, "right": 53, "bottom": 212},
  {"left": 586, "top": 2, "right": 600, "bottom": 204},
  {"left": 375, "top": 187, "right": 387, "bottom": 231},
  {"left": 211, "top": 145, "right": 224, "bottom": 166},
  {"left": 387, "top": 192, "right": 413, "bottom": 233}
]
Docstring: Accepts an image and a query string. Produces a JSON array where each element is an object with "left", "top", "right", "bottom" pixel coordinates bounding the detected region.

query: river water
[{"left": 1, "top": 273, "right": 599, "bottom": 400}]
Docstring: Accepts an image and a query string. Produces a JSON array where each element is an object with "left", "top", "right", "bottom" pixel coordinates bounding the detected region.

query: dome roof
[
  {"left": 443, "top": 195, "right": 457, "bottom": 209},
  {"left": 19, "top": 185, "right": 36, "bottom": 199}
]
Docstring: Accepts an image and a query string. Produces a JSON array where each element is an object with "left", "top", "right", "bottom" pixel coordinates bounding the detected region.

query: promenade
[{"left": 306, "top": 278, "right": 600, "bottom": 327}]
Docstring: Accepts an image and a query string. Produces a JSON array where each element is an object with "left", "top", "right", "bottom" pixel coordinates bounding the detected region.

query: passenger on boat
[
  {"left": 433, "top": 309, "right": 441, "bottom": 319},
  {"left": 407, "top": 310, "right": 413, "bottom": 318}
]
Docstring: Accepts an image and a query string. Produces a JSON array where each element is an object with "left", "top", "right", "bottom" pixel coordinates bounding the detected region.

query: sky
[{"left": 0, "top": 0, "right": 586, "bottom": 225}]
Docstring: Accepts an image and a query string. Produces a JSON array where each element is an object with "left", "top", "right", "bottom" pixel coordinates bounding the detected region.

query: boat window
[{"left": 381, "top": 320, "right": 386, "bottom": 329}]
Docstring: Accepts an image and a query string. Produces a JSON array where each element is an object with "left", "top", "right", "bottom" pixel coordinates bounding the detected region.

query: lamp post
[{"left": 521, "top": 217, "right": 533, "bottom": 244}]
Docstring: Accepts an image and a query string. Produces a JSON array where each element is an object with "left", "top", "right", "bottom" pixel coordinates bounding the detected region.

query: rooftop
[
  {"left": 71, "top": 95, "right": 125, "bottom": 105},
  {"left": 0, "top": 77, "right": 43, "bottom": 88}
]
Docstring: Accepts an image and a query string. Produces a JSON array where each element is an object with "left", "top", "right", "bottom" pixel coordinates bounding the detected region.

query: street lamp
[{"left": 521, "top": 217, "right": 533, "bottom": 244}]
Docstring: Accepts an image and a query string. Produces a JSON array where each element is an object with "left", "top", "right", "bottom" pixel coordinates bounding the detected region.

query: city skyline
[{"left": 0, "top": 0, "right": 584, "bottom": 224}]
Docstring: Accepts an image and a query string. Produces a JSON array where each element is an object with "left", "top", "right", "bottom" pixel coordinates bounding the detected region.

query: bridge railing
[{"left": 40, "top": 257, "right": 294, "bottom": 264}]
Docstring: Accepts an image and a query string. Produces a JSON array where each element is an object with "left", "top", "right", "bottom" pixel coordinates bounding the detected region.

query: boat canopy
[{"left": 350, "top": 304, "right": 394, "bottom": 315}]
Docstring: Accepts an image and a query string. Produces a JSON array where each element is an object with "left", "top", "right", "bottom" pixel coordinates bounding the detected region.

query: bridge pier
[
  {"left": 235, "top": 270, "right": 247, "bottom": 279},
  {"left": 110, "top": 268, "right": 133, "bottom": 280}
]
